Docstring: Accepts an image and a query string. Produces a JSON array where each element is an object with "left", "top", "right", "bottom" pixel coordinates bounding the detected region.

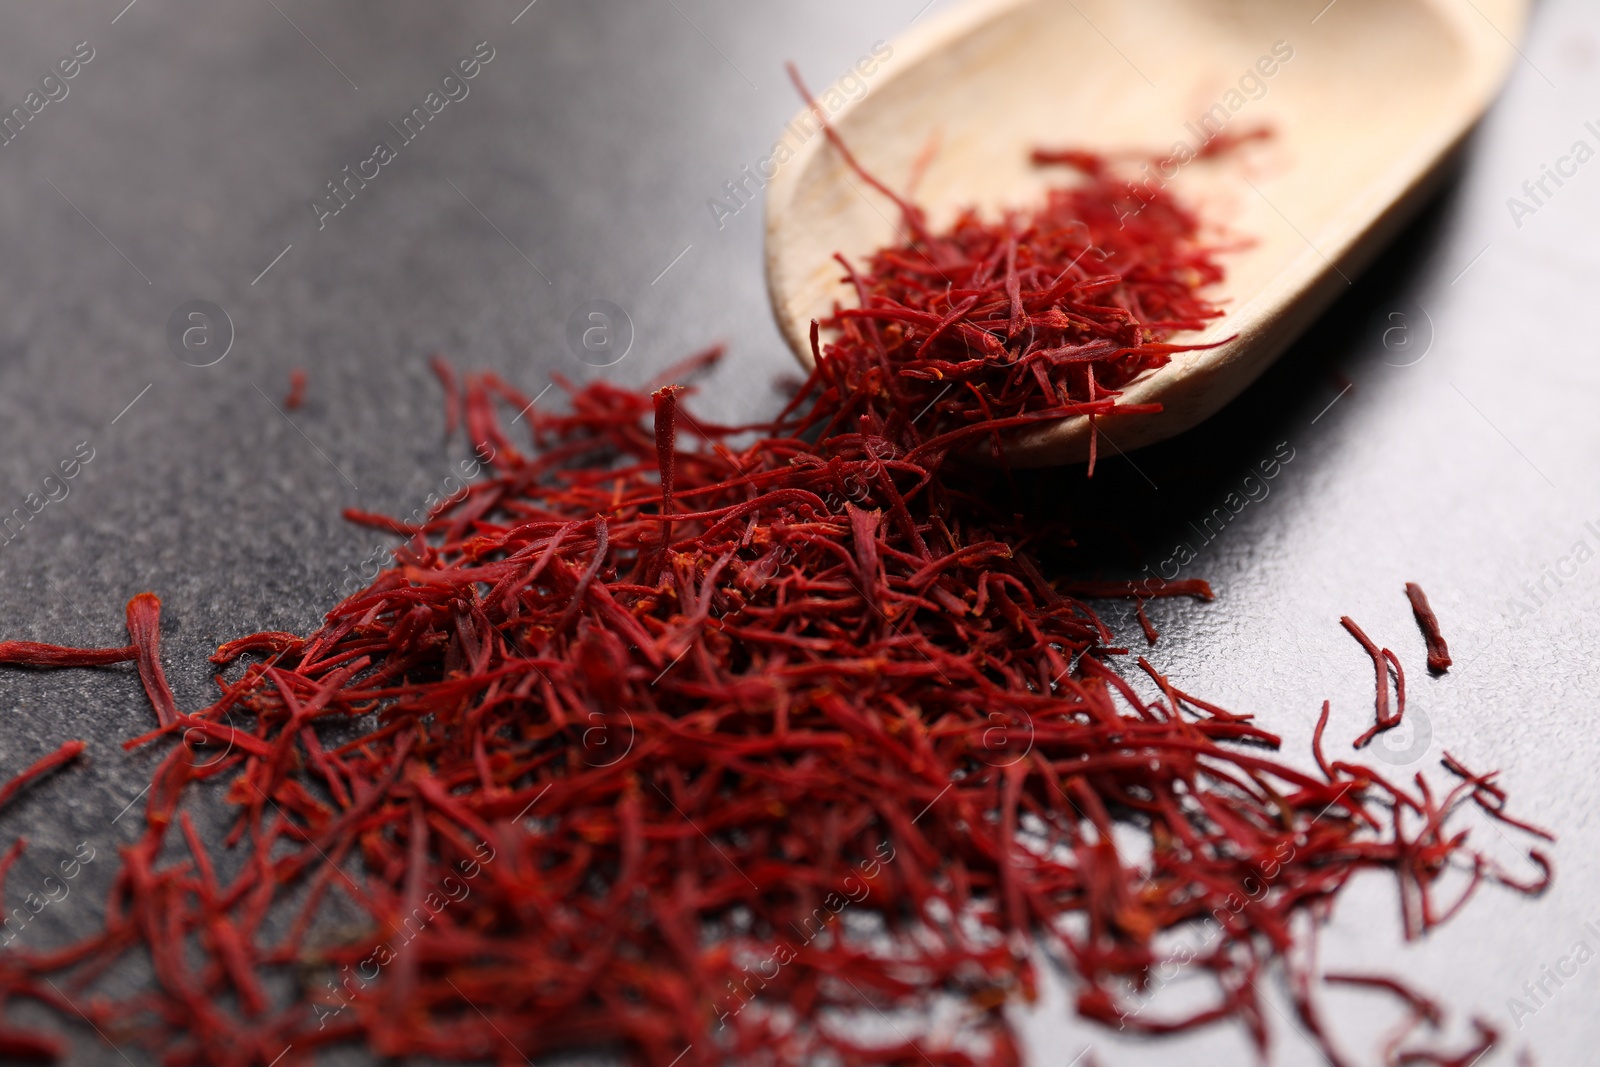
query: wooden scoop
[{"left": 764, "top": 0, "right": 1529, "bottom": 465}]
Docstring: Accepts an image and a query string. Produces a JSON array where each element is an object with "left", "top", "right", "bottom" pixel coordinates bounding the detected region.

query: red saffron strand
[
  {"left": 1343, "top": 615, "right": 1404, "bottom": 748},
  {"left": 0, "top": 741, "right": 86, "bottom": 812},
  {"left": 284, "top": 368, "right": 308, "bottom": 409},
  {"left": 1405, "top": 582, "right": 1453, "bottom": 673},
  {"left": 1312, "top": 700, "right": 1335, "bottom": 781},
  {"left": 650, "top": 385, "right": 683, "bottom": 585},
  {"left": 0, "top": 641, "right": 136, "bottom": 668},
  {"left": 125, "top": 593, "right": 179, "bottom": 728},
  {"left": 429, "top": 353, "right": 460, "bottom": 437}
]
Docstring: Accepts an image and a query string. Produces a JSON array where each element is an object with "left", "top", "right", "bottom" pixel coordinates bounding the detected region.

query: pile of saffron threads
[{"left": 0, "top": 140, "right": 1551, "bottom": 1067}]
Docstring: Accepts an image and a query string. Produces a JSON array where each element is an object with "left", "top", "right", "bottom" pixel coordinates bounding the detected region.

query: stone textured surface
[{"left": 0, "top": 0, "right": 1593, "bottom": 1063}]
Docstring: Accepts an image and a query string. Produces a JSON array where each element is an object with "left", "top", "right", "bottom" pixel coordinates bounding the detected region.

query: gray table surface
[{"left": 0, "top": 0, "right": 1593, "bottom": 1064}]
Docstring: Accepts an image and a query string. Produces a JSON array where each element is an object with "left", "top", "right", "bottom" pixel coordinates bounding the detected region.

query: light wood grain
[{"left": 765, "top": 0, "right": 1529, "bottom": 465}]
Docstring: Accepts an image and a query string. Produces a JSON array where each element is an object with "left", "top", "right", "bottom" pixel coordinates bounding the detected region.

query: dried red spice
[
  {"left": 1342, "top": 614, "right": 1406, "bottom": 749},
  {"left": 0, "top": 741, "right": 85, "bottom": 812},
  {"left": 0, "top": 741, "right": 88, "bottom": 1064},
  {"left": 284, "top": 369, "right": 309, "bottom": 410},
  {"left": 1406, "top": 582, "right": 1453, "bottom": 673},
  {"left": 1325, "top": 972, "right": 1498, "bottom": 1067},
  {"left": 0, "top": 643, "right": 134, "bottom": 668},
  {"left": 0, "top": 125, "right": 1549, "bottom": 1067}
]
